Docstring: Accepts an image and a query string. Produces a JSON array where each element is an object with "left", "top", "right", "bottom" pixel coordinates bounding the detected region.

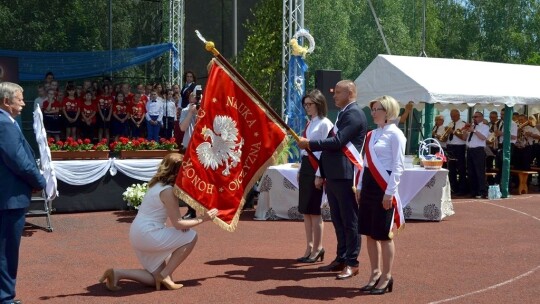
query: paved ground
[{"left": 18, "top": 194, "right": 540, "bottom": 303}]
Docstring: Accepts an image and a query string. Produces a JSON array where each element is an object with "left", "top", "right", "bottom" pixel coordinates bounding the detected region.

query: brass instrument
[
  {"left": 516, "top": 120, "right": 530, "bottom": 148},
  {"left": 454, "top": 123, "right": 470, "bottom": 138},
  {"left": 438, "top": 122, "right": 454, "bottom": 142},
  {"left": 486, "top": 133, "right": 498, "bottom": 149},
  {"left": 518, "top": 120, "right": 530, "bottom": 130}
]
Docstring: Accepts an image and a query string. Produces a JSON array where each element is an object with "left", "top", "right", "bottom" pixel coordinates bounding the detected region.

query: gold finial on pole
[{"left": 195, "top": 30, "right": 220, "bottom": 56}]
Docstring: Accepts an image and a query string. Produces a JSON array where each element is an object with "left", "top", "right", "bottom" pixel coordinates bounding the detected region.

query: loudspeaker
[{"left": 315, "top": 69, "right": 341, "bottom": 107}]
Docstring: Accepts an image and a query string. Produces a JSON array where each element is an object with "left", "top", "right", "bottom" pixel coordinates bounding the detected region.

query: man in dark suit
[
  {"left": 0, "top": 82, "right": 46, "bottom": 304},
  {"left": 298, "top": 80, "right": 367, "bottom": 280}
]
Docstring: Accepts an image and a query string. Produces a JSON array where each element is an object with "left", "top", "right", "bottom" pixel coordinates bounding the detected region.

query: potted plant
[
  {"left": 49, "top": 137, "right": 110, "bottom": 160},
  {"left": 110, "top": 137, "right": 178, "bottom": 159}
]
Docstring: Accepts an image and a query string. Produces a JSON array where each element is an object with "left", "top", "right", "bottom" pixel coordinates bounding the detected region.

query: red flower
[
  {"left": 84, "top": 138, "right": 91, "bottom": 144},
  {"left": 435, "top": 152, "right": 447, "bottom": 162},
  {"left": 57, "top": 141, "right": 64, "bottom": 146},
  {"left": 48, "top": 137, "right": 55, "bottom": 143}
]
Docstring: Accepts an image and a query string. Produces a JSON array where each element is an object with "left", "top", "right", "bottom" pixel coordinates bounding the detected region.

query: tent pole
[
  {"left": 501, "top": 105, "right": 513, "bottom": 198},
  {"left": 406, "top": 108, "right": 413, "bottom": 154},
  {"left": 424, "top": 103, "right": 434, "bottom": 141}
]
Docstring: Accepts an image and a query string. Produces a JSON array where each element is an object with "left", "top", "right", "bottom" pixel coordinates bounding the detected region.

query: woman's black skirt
[
  {"left": 357, "top": 167, "right": 395, "bottom": 241},
  {"left": 298, "top": 156, "right": 323, "bottom": 215},
  {"left": 43, "top": 113, "right": 62, "bottom": 133},
  {"left": 97, "top": 109, "right": 111, "bottom": 129},
  {"left": 64, "top": 111, "right": 79, "bottom": 128}
]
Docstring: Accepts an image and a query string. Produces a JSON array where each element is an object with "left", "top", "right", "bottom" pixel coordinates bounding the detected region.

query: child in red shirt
[
  {"left": 62, "top": 85, "right": 81, "bottom": 140},
  {"left": 129, "top": 93, "right": 146, "bottom": 138},
  {"left": 97, "top": 84, "right": 114, "bottom": 143},
  {"left": 80, "top": 90, "right": 97, "bottom": 140},
  {"left": 112, "top": 92, "right": 130, "bottom": 141},
  {"left": 42, "top": 89, "right": 63, "bottom": 141}
]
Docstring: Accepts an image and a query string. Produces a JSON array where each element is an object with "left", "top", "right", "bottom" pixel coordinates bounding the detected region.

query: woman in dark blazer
[{"left": 180, "top": 71, "right": 196, "bottom": 109}]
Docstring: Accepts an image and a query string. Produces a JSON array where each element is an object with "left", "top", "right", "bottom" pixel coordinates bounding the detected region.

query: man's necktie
[
  {"left": 468, "top": 124, "right": 476, "bottom": 142},
  {"left": 449, "top": 123, "right": 456, "bottom": 141}
]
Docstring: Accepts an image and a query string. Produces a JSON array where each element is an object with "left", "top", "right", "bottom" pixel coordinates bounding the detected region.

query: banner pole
[{"left": 195, "top": 31, "right": 302, "bottom": 142}]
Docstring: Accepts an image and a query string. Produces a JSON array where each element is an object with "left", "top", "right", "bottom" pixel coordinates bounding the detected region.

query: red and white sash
[
  {"left": 364, "top": 131, "right": 405, "bottom": 239},
  {"left": 331, "top": 123, "right": 364, "bottom": 187},
  {"left": 303, "top": 120, "right": 320, "bottom": 174}
]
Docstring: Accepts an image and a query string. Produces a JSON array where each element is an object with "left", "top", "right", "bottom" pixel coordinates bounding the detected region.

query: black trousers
[
  {"left": 325, "top": 179, "right": 360, "bottom": 267},
  {"left": 446, "top": 144, "right": 467, "bottom": 193},
  {"left": 467, "top": 147, "right": 487, "bottom": 197}
]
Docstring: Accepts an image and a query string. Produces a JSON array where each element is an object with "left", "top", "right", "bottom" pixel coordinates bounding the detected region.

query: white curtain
[
  {"left": 53, "top": 159, "right": 113, "bottom": 185},
  {"left": 52, "top": 159, "right": 161, "bottom": 185},
  {"left": 110, "top": 159, "right": 161, "bottom": 181}
]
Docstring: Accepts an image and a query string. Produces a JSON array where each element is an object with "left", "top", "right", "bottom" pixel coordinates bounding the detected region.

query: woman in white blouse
[
  {"left": 296, "top": 89, "right": 333, "bottom": 263},
  {"left": 356, "top": 96, "right": 406, "bottom": 295}
]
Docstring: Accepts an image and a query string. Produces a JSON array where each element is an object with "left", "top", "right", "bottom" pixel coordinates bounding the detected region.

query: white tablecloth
[
  {"left": 254, "top": 164, "right": 454, "bottom": 221},
  {"left": 52, "top": 159, "right": 162, "bottom": 185}
]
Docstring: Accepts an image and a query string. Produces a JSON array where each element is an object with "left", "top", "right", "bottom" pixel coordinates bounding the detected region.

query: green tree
[{"left": 235, "top": 0, "right": 282, "bottom": 111}]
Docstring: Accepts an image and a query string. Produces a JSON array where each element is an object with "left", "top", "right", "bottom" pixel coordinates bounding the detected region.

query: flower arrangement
[
  {"left": 122, "top": 182, "right": 148, "bottom": 209},
  {"left": 110, "top": 137, "right": 178, "bottom": 152},
  {"left": 48, "top": 137, "right": 107, "bottom": 151}
]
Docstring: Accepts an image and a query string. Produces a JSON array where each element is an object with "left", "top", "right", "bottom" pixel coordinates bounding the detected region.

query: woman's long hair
[{"left": 148, "top": 153, "right": 183, "bottom": 187}]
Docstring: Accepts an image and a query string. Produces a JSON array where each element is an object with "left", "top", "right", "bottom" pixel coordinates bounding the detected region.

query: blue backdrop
[{"left": 0, "top": 43, "right": 178, "bottom": 81}]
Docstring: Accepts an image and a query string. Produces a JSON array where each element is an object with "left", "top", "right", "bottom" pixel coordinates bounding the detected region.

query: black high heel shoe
[
  {"left": 359, "top": 276, "right": 380, "bottom": 292},
  {"left": 296, "top": 255, "right": 310, "bottom": 262},
  {"left": 296, "top": 248, "right": 312, "bottom": 262},
  {"left": 370, "top": 277, "right": 393, "bottom": 295},
  {"left": 304, "top": 248, "right": 325, "bottom": 263}
]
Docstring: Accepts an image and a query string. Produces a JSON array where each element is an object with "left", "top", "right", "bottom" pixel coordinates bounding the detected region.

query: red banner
[{"left": 175, "top": 59, "right": 288, "bottom": 231}]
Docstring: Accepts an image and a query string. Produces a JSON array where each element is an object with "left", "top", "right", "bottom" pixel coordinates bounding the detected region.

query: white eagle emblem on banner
[{"left": 196, "top": 115, "right": 244, "bottom": 176}]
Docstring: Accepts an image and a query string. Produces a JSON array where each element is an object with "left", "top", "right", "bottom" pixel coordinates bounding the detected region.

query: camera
[{"left": 195, "top": 85, "right": 202, "bottom": 109}]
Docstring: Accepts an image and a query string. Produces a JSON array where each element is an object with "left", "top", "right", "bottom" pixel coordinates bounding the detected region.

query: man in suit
[
  {"left": 0, "top": 82, "right": 46, "bottom": 304},
  {"left": 298, "top": 80, "right": 367, "bottom": 280}
]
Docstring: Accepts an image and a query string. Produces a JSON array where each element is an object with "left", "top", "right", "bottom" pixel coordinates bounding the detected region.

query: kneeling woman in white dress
[{"left": 100, "top": 153, "right": 218, "bottom": 291}]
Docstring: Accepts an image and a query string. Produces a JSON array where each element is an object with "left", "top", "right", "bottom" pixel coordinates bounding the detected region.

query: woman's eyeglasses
[
  {"left": 303, "top": 102, "right": 315, "bottom": 108},
  {"left": 371, "top": 108, "right": 385, "bottom": 113}
]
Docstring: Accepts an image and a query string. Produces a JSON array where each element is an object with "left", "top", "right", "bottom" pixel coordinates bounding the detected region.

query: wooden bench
[
  {"left": 485, "top": 172, "right": 497, "bottom": 185},
  {"left": 509, "top": 170, "right": 537, "bottom": 194},
  {"left": 491, "top": 169, "right": 537, "bottom": 194}
]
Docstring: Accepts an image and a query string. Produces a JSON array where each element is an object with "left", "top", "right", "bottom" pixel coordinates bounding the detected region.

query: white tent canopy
[{"left": 354, "top": 55, "right": 540, "bottom": 108}]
